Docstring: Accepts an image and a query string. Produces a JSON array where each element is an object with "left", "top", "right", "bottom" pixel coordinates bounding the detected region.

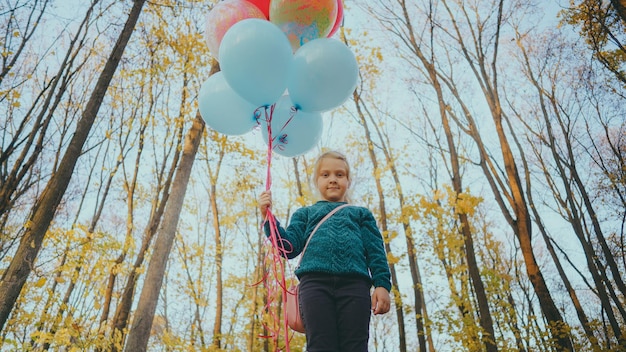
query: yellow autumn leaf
[
  {"left": 387, "top": 253, "right": 401, "bottom": 265},
  {"left": 295, "top": 196, "right": 307, "bottom": 206},
  {"left": 34, "top": 277, "right": 47, "bottom": 287}
]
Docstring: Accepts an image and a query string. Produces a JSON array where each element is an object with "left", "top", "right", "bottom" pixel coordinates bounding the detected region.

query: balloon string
[
  {"left": 270, "top": 105, "right": 298, "bottom": 152},
  {"left": 279, "top": 106, "right": 297, "bottom": 135},
  {"left": 257, "top": 104, "right": 295, "bottom": 351},
  {"left": 264, "top": 104, "right": 275, "bottom": 192}
]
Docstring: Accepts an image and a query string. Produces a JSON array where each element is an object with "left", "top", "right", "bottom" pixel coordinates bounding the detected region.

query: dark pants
[{"left": 298, "top": 273, "right": 371, "bottom": 352}]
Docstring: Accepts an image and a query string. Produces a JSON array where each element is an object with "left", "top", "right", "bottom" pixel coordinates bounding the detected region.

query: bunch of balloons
[{"left": 198, "top": 0, "right": 356, "bottom": 157}]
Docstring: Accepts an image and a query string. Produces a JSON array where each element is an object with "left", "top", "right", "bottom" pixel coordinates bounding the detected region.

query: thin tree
[
  {"left": 342, "top": 29, "right": 416, "bottom": 351},
  {"left": 365, "top": 0, "right": 574, "bottom": 348},
  {"left": 352, "top": 89, "right": 411, "bottom": 352},
  {"left": 208, "top": 137, "right": 226, "bottom": 349}
]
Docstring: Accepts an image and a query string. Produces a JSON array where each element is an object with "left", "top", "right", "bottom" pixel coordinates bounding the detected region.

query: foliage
[{"left": 562, "top": 0, "right": 626, "bottom": 85}]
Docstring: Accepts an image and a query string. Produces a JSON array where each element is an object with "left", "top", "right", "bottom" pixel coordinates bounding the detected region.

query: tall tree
[
  {"left": 341, "top": 29, "right": 418, "bottom": 351},
  {"left": 34, "top": 90, "right": 130, "bottom": 350},
  {"left": 207, "top": 130, "right": 226, "bottom": 350},
  {"left": 0, "top": 0, "right": 93, "bottom": 243},
  {"left": 124, "top": 113, "right": 205, "bottom": 352},
  {"left": 352, "top": 87, "right": 412, "bottom": 352}
]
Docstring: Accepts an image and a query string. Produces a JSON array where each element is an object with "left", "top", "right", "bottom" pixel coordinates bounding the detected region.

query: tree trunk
[
  {"left": 493, "top": 110, "right": 573, "bottom": 349},
  {"left": 124, "top": 113, "right": 205, "bottom": 352},
  {"left": 424, "top": 48, "right": 498, "bottom": 352},
  {"left": 609, "top": 0, "right": 626, "bottom": 24},
  {"left": 0, "top": 0, "right": 146, "bottom": 331},
  {"left": 202, "top": 62, "right": 226, "bottom": 350},
  {"left": 110, "top": 70, "right": 185, "bottom": 352},
  {"left": 210, "top": 174, "right": 224, "bottom": 349},
  {"left": 353, "top": 93, "right": 409, "bottom": 351}
]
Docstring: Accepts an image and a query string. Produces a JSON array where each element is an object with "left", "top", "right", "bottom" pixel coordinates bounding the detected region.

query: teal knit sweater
[{"left": 265, "top": 201, "right": 392, "bottom": 292}]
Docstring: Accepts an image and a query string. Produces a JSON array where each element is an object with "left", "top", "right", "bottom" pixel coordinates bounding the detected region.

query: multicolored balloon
[
  {"left": 247, "top": 0, "right": 270, "bottom": 19},
  {"left": 269, "top": 0, "right": 338, "bottom": 51},
  {"left": 204, "top": 0, "right": 266, "bottom": 57},
  {"left": 327, "top": 0, "right": 343, "bottom": 38}
]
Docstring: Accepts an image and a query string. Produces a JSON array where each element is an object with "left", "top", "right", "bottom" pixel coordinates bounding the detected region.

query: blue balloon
[
  {"left": 219, "top": 19, "right": 293, "bottom": 107},
  {"left": 288, "top": 38, "right": 358, "bottom": 112},
  {"left": 260, "top": 95, "right": 323, "bottom": 157},
  {"left": 198, "top": 72, "right": 259, "bottom": 135}
]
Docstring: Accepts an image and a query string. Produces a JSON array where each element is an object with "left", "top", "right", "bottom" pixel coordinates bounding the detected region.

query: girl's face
[{"left": 316, "top": 157, "right": 350, "bottom": 202}]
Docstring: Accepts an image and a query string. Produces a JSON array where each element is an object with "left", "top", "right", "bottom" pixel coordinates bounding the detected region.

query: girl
[{"left": 258, "top": 150, "right": 391, "bottom": 351}]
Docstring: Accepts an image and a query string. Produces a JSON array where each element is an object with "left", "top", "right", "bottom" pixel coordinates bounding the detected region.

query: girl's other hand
[{"left": 371, "top": 287, "right": 391, "bottom": 315}]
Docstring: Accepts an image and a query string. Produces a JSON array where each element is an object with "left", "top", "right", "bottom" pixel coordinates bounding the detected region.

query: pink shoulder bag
[{"left": 286, "top": 204, "right": 350, "bottom": 333}]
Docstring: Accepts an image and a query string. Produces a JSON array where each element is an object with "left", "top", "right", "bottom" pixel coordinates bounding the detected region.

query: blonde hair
[{"left": 312, "top": 150, "right": 352, "bottom": 202}]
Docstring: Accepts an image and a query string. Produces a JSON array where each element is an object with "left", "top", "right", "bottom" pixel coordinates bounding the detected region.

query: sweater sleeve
[
  {"left": 361, "top": 209, "right": 392, "bottom": 292},
  {"left": 263, "top": 208, "right": 308, "bottom": 259}
]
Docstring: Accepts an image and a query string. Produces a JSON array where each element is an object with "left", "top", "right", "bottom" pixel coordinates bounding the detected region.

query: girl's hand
[
  {"left": 258, "top": 191, "right": 272, "bottom": 218},
  {"left": 371, "top": 287, "right": 391, "bottom": 315}
]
